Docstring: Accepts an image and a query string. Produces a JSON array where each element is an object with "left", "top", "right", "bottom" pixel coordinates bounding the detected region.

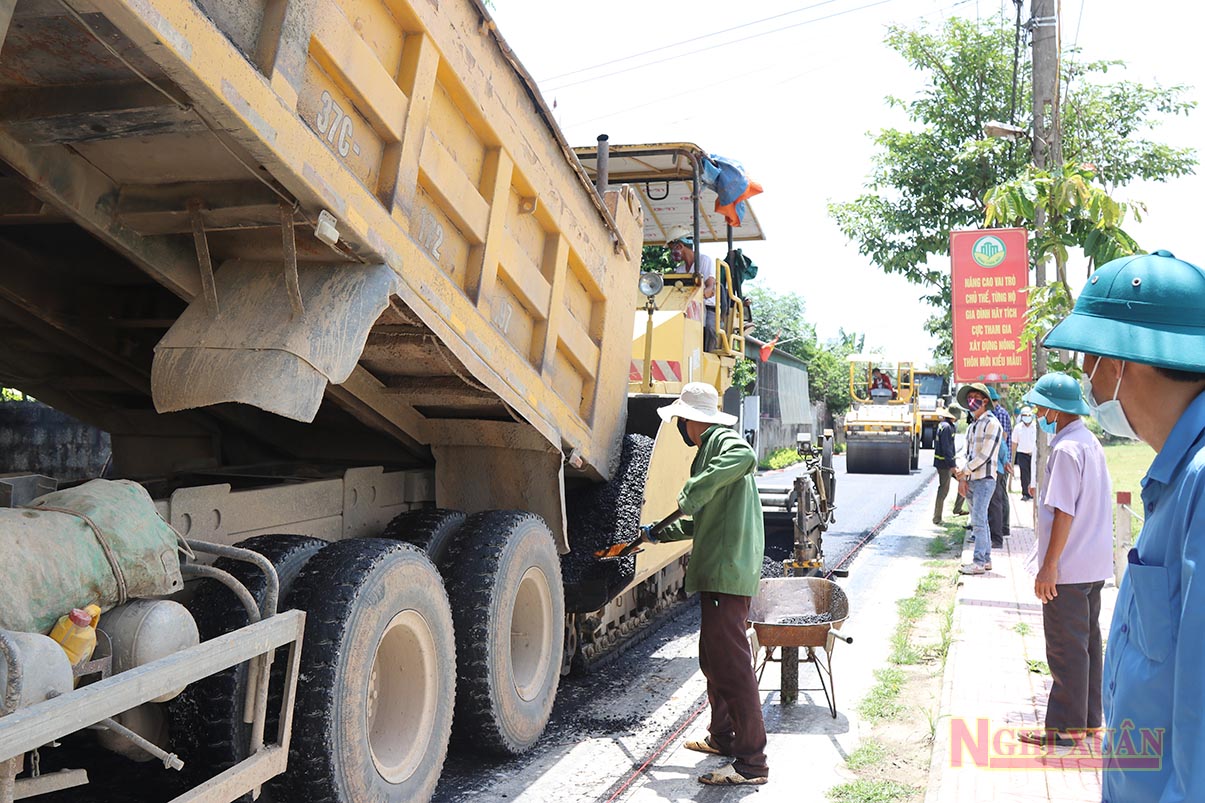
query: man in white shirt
[
  {"left": 668, "top": 226, "right": 717, "bottom": 352},
  {"left": 1012, "top": 406, "right": 1039, "bottom": 500}
]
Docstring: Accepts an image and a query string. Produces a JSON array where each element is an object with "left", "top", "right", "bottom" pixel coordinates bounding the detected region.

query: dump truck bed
[{"left": 0, "top": 0, "right": 642, "bottom": 487}]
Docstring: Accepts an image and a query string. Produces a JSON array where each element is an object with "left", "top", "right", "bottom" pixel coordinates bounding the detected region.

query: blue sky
[{"left": 490, "top": 0, "right": 1203, "bottom": 365}]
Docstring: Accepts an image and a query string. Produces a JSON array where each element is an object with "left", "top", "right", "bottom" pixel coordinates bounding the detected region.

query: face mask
[
  {"left": 1020, "top": 415, "right": 1034, "bottom": 424},
  {"left": 677, "top": 418, "right": 696, "bottom": 447},
  {"left": 968, "top": 398, "right": 984, "bottom": 412},
  {"left": 1084, "top": 360, "right": 1140, "bottom": 440},
  {"left": 1038, "top": 412, "right": 1058, "bottom": 434}
]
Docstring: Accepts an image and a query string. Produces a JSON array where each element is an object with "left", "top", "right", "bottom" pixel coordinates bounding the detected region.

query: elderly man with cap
[
  {"left": 952, "top": 382, "right": 1003, "bottom": 574},
  {"left": 932, "top": 405, "right": 959, "bottom": 525},
  {"left": 1012, "top": 406, "right": 1039, "bottom": 500},
  {"left": 1043, "top": 250, "right": 1205, "bottom": 800},
  {"left": 667, "top": 226, "right": 718, "bottom": 352},
  {"left": 1015, "top": 373, "right": 1113, "bottom": 749},
  {"left": 640, "top": 381, "right": 769, "bottom": 785}
]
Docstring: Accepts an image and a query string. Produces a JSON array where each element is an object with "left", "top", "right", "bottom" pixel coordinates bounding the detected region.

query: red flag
[{"left": 759, "top": 333, "right": 780, "bottom": 362}]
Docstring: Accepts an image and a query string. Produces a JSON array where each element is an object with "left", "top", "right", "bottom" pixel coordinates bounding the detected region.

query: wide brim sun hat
[
  {"left": 1044, "top": 250, "right": 1205, "bottom": 371},
  {"left": 1023, "top": 372, "right": 1090, "bottom": 416},
  {"left": 657, "top": 381, "right": 737, "bottom": 425},
  {"left": 665, "top": 225, "right": 695, "bottom": 247},
  {"left": 956, "top": 382, "right": 991, "bottom": 409}
]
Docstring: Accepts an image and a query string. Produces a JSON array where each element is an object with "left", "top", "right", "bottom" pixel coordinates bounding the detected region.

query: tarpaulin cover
[
  {"left": 0, "top": 480, "right": 184, "bottom": 634},
  {"left": 702, "top": 155, "right": 763, "bottom": 227}
]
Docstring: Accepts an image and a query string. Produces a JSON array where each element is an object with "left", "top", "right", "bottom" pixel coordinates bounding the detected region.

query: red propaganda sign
[{"left": 950, "top": 228, "right": 1032, "bottom": 383}]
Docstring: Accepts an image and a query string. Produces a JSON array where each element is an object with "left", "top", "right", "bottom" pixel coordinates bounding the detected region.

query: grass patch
[
  {"left": 859, "top": 668, "right": 907, "bottom": 722},
  {"left": 936, "top": 599, "right": 956, "bottom": 661},
  {"left": 827, "top": 779, "right": 916, "bottom": 803},
  {"left": 1103, "top": 441, "right": 1155, "bottom": 502},
  {"left": 1027, "top": 659, "right": 1050, "bottom": 675},
  {"left": 1104, "top": 441, "right": 1153, "bottom": 547},
  {"left": 1014, "top": 622, "right": 1032, "bottom": 637},
  {"left": 927, "top": 523, "right": 965, "bottom": 557},
  {"left": 889, "top": 631, "right": 922, "bottom": 665},
  {"left": 916, "top": 571, "right": 943, "bottom": 595},
  {"left": 846, "top": 740, "right": 887, "bottom": 770},
  {"left": 897, "top": 596, "right": 928, "bottom": 623},
  {"left": 759, "top": 447, "right": 805, "bottom": 471}
]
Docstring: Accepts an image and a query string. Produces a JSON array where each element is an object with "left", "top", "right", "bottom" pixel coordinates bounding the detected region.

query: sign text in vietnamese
[{"left": 950, "top": 228, "right": 1032, "bottom": 383}]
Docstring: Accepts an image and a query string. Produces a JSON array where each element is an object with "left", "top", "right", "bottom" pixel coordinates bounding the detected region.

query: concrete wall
[
  {"left": 0, "top": 401, "right": 111, "bottom": 481},
  {"left": 749, "top": 358, "right": 814, "bottom": 463}
]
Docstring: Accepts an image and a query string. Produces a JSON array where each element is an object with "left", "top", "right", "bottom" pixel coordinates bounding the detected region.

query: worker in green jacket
[{"left": 641, "top": 381, "right": 769, "bottom": 786}]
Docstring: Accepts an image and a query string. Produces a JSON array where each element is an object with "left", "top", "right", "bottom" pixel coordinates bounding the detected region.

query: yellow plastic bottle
[{"left": 49, "top": 603, "right": 102, "bottom": 668}]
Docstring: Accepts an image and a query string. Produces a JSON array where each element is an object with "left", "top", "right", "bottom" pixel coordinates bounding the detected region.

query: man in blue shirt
[{"left": 1043, "top": 250, "right": 1205, "bottom": 801}]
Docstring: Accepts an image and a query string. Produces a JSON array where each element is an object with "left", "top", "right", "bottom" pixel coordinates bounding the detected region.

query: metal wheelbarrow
[{"left": 748, "top": 577, "right": 853, "bottom": 718}]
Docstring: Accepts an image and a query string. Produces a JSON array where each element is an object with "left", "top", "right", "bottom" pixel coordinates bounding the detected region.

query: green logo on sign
[{"left": 972, "top": 235, "right": 1007, "bottom": 268}]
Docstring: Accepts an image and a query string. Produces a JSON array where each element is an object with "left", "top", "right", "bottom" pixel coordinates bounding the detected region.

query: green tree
[
  {"left": 640, "top": 245, "right": 675, "bottom": 274},
  {"left": 984, "top": 161, "right": 1144, "bottom": 373},
  {"left": 829, "top": 14, "right": 1196, "bottom": 360},
  {"left": 743, "top": 286, "right": 863, "bottom": 415}
]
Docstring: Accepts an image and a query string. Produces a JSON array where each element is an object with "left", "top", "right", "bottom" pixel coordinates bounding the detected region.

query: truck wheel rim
[
  {"left": 368, "top": 609, "right": 437, "bottom": 782},
  {"left": 511, "top": 566, "right": 554, "bottom": 702}
]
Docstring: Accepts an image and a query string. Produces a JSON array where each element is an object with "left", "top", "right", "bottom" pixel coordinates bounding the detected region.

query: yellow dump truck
[
  {"left": 843, "top": 357, "right": 921, "bottom": 475},
  {"left": 0, "top": 2, "right": 760, "bottom": 802}
]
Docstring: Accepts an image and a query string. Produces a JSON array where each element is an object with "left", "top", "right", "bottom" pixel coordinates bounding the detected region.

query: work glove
[{"left": 639, "top": 524, "right": 658, "bottom": 544}]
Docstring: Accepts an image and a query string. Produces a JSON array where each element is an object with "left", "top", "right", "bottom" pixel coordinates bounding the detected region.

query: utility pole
[{"left": 1030, "top": 0, "right": 1060, "bottom": 486}]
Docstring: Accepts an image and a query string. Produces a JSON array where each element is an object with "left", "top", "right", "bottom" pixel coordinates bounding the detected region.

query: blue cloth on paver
[
  {"left": 1102, "top": 390, "right": 1205, "bottom": 803},
  {"left": 992, "top": 404, "right": 1012, "bottom": 474},
  {"left": 967, "top": 477, "right": 995, "bottom": 566}
]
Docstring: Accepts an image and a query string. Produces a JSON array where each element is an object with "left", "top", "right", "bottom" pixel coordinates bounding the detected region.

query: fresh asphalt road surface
[
  {"left": 760, "top": 451, "right": 938, "bottom": 571},
  {"left": 431, "top": 449, "right": 940, "bottom": 802}
]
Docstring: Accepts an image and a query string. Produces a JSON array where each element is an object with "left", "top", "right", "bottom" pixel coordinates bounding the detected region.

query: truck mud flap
[{"left": 152, "top": 260, "right": 398, "bottom": 423}]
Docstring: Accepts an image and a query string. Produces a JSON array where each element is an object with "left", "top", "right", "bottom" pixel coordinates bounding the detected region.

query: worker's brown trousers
[{"left": 698, "top": 591, "right": 769, "bottom": 778}]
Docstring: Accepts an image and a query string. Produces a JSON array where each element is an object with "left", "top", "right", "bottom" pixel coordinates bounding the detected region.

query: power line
[
  {"left": 540, "top": 0, "right": 846, "bottom": 83},
  {"left": 1072, "top": 0, "right": 1086, "bottom": 49},
  {"left": 545, "top": 0, "right": 898, "bottom": 93}
]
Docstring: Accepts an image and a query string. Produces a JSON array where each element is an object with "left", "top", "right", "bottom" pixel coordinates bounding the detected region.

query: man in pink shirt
[{"left": 1018, "top": 373, "right": 1114, "bottom": 748}]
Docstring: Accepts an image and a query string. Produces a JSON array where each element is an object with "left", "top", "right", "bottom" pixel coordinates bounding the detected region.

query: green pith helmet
[
  {"left": 1044, "top": 250, "right": 1205, "bottom": 371},
  {"left": 1023, "top": 372, "right": 1090, "bottom": 416},
  {"left": 956, "top": 382, "right": 991, "bottom": 409},
  {"left": 947, "top": 403, "right": 963, "bottom": 417}
]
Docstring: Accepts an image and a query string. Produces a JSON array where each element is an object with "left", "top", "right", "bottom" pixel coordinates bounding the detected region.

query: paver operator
[
  {"left": 639, "top": 381, "right": 769, "bottom": 786},
  {"left": 667, "top": 226, "right": 718, "bottom": 353},
  {"left": 1043, "top": 250, "right": 1205, "bottom": 801}
]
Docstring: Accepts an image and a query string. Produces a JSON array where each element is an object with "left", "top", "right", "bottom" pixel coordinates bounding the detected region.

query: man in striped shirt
[{"left": 953, "top": 383, "right": 1003, "bottom": 575}]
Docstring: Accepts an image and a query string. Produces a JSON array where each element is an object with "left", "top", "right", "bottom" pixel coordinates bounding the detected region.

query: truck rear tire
[
  {"left": 379, "top": 508, "right": 466, "bottom": 569},
  {"left": 170, "top": 534, "right": 327, "bottom": 795},
  {"left": 921, "top": 424, "right": 935, "bottom": 450},
  {"left": 277, "top": 539, "right": 455, "bottom": 803},
  {"left": 445, "top": 511, "right": 564, "bottom": 755}
]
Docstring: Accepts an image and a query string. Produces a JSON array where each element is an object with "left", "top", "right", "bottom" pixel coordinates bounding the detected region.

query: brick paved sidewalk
[{"left": 926, "top": 496, "right": 1116, "bottom": 803}]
